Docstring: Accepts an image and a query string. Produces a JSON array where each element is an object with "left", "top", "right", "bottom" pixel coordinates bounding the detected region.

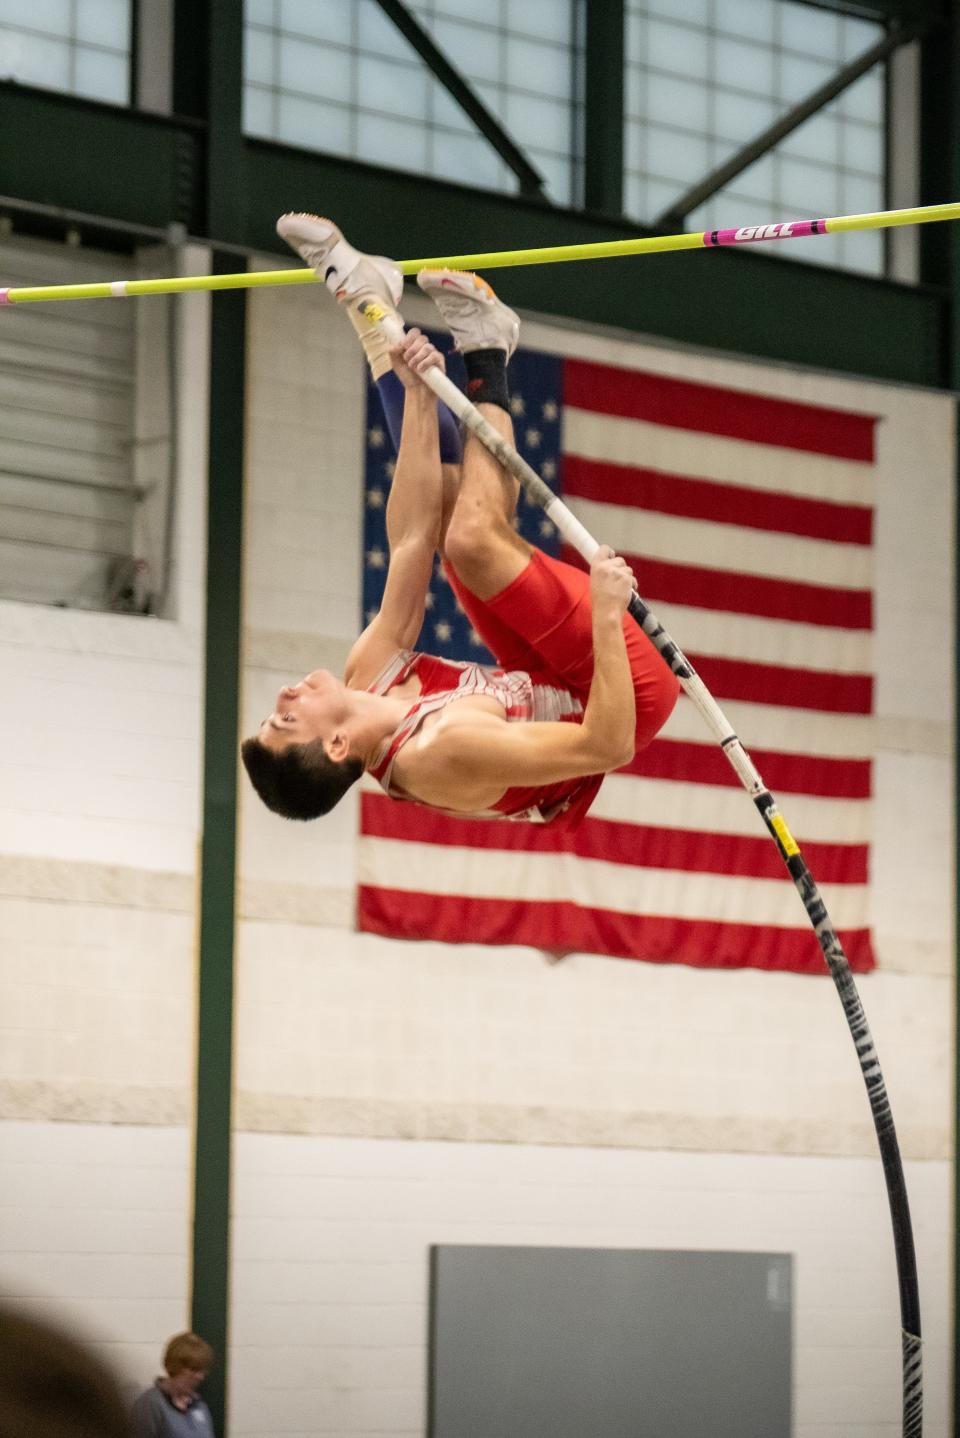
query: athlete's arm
[
  {"left": 346, "top": 330, "right": 445, "bottom": 688},
  {"left": 395, "top": 549, "right": 638, "bottom": 809},
  {"left": 579, "top": 545, "right": 638, "bottom": 765}
]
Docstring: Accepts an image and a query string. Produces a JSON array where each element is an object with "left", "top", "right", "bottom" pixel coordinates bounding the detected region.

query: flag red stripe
[
  {"left": 630, "top": 738, "right": 871, "bottom": 799},
  {"left": 358, "top": 887, "right": 875, "bottom": 974},
  {"left": 360, "top": 794, "right": 868, "bottom": 883},
  {"left": 565, "top": 548, "right": 874, "bottom": 630},
  {"left": 685, "top": 653, "right": 872, "bottom": 714},
  {"left": 563, "top": 358, "right": 876, "bottom": 462},
  {"left": 562, "top": 454, "right": 873, "bottom": 544}
]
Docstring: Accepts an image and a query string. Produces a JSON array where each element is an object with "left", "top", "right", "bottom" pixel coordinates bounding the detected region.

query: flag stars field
[{"left": 364, "top": 342, "right": 565, "bottom": 664}]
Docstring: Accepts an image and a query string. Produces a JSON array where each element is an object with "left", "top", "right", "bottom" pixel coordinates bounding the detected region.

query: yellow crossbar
[{"left": 0, "top": 201, "right": 957, "bottom": 305}]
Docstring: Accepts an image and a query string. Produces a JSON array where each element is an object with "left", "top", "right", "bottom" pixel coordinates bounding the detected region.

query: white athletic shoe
[
  {"left": 416, "top": 268, "right": 519, "bottom": 357},
  {"left": 275, "top": 212, "right": 403, "bottom": 312}
]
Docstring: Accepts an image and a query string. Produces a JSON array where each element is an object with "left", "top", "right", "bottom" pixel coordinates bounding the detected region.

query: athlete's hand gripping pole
[{"left": 375, "top": 310, "right": 923, "bottom": 1438}]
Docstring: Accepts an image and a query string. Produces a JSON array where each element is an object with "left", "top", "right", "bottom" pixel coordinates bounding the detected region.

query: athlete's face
[
  {"left": 258, "top": 670, "right": 347, "bottom": 751},
  {"left": 167, "top": 1367, "right": 207, "bottom": 1401}
]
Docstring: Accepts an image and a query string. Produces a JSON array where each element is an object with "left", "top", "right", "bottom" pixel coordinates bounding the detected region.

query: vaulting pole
[{"left": 0, "top": 200, "right": 957, "bottom": 305}]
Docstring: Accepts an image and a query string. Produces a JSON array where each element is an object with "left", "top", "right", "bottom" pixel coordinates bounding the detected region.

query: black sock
[{"left": 463, "top": 348, "right": 510, "bottom": 411}]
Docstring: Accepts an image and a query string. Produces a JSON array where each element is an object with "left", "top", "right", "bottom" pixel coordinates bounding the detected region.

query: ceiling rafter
[{"left": 374, "top": 0, "right": 546, "bottom": 199}]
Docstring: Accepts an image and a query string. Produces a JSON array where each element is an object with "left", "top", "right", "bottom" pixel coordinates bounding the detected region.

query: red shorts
[{"left": 446, "top": 549, "right": 678, "bottom": 751}]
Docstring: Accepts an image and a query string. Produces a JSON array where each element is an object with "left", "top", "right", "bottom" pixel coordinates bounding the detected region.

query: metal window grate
[
  {"left": 624, "top": 0, "right": 886, "bottom": 275},
  {"left": 0, "top": 0, "right": 132, "bottom": 105},
  {"left": 242, "top": 0, "right": 584, "bottom": 206}
]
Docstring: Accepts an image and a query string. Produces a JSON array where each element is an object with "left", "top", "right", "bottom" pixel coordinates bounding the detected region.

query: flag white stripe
[
  {"left": 593, "top": 773, "right": 872, "bottom": 842},
  {"left": 651, "top": 600, "right": 873, "bottom": 675},
  {"left": 360, "top": 837, "right": 871, "bottom": 928},
  {"left": 571, "top": 496, "right": 872, "bottom": 590},
  {"left": 564, "top": 409, "right": 875, "bottom": 506},
  {"left": 661, "top": 696, "right": 874, "bottom": 760}
]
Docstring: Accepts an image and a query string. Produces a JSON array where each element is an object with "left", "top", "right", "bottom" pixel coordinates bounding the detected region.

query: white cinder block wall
[
  {"left": 0, "top": 248, "right": 211, "bottom": 1390},
  {"left": 238, "top": 281, "right": 954, "bottom": 1438}
]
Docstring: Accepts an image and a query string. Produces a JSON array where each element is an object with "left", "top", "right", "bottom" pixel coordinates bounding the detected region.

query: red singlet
[{"left": 367, "top": 649, "right": 603, "bottom": 827}]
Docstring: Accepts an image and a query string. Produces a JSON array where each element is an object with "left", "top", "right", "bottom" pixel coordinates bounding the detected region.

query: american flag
[{"left": 358, "top": 336, "right": 875, "bottom": 976}]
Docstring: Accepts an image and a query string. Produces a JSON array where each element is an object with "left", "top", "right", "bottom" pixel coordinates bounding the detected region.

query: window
[
  {"left": 243, "top": 0, "right": 583, "bottom": 206},
  {"left": 625, "top": 0, "right": 886, "bottom": 275},
  {"left": 0, "top": 0, "right": 132, "bottom": 105}
]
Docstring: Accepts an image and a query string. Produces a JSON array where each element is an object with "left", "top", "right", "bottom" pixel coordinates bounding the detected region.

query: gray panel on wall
[{"left": 429, "top": 1245, "right": 792, "bottom": 1438}]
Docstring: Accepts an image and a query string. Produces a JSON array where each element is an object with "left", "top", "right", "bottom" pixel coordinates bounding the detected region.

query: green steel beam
[
  {"left": 193, "top": 264, "right": 243, "bottom": 1438},
  {"left": 184, "top": 2, "right": 246, "bottom": 1434},
  {"left": 583, "top": 0, "right": 625, "bottom": 216},
  {"left": 0, "top": 81, "right": 201, "bottom": 230},
  {"left": 206, "top": 2, "right": 246, "bottom": 242},
  {"left": 172, "top": 0, "right": 208, "bottom": 120}
]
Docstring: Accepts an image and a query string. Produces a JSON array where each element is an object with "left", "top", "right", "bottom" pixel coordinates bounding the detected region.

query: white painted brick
[
  {"left": 347, "top": 1384, "right": 425, "bottom": 1432},
  {"left": 0, "top": 1120, "right": 187, "bottom": 1165},
  {"left": 0, "top": 902, "right": 194, "bottom": 1089},
  {"left": 230, "top": 1384, "right": 352, "bottom": 1434},
  {"left": 230, "top": 1135, "right": 949, "bottom": 1438},
  {"left": 0, "top": 1252, "right": 180, "bottom": 1301},
  {"left": 0, "top": 1122, "right": 191, "bottom": 1387},
  {"left": 0, "top": 1203, "right": 186, "bottom": 1254},
  {"left": 235, "top": 918, "right": 950, "bottom": 1150}
]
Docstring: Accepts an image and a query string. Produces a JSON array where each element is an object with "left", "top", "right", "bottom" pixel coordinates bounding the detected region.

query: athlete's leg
[
  {"left": 444, "top": 404, "right": 533, "bottom": 600},
  {"left": 371, "top": 368, "right": 463, "bottom": 465},
  {"left": 444, "top": 543, "right": 676, "bottom": 747},
  {"left": 416, "top": 269, "right": 532, "bottom": 600}
]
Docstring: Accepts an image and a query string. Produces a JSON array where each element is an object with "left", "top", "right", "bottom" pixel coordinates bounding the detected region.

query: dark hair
[
  {"left": 240, "top": 735, "right": 363, "bottom": 819},
  {"left": 0, "top": 1304, "right": 134, "bottom": 1438}
]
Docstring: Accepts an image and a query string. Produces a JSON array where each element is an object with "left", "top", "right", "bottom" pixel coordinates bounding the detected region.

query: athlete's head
[{"left": 241, "top": 672, "right": 364, "bottom": 820}]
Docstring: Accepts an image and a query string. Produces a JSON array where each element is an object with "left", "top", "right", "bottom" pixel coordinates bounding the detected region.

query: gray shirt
[{"left": 131, "top": 1381, "right": 215, "bottom": 1438}]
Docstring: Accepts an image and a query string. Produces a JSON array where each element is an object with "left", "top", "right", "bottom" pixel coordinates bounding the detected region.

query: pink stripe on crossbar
[
  {"left": 0, "top": 290, "right": 11, "bottom": 305},
  {"left": 706, "top": 219, "right": 827, "bottom": 245}
]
